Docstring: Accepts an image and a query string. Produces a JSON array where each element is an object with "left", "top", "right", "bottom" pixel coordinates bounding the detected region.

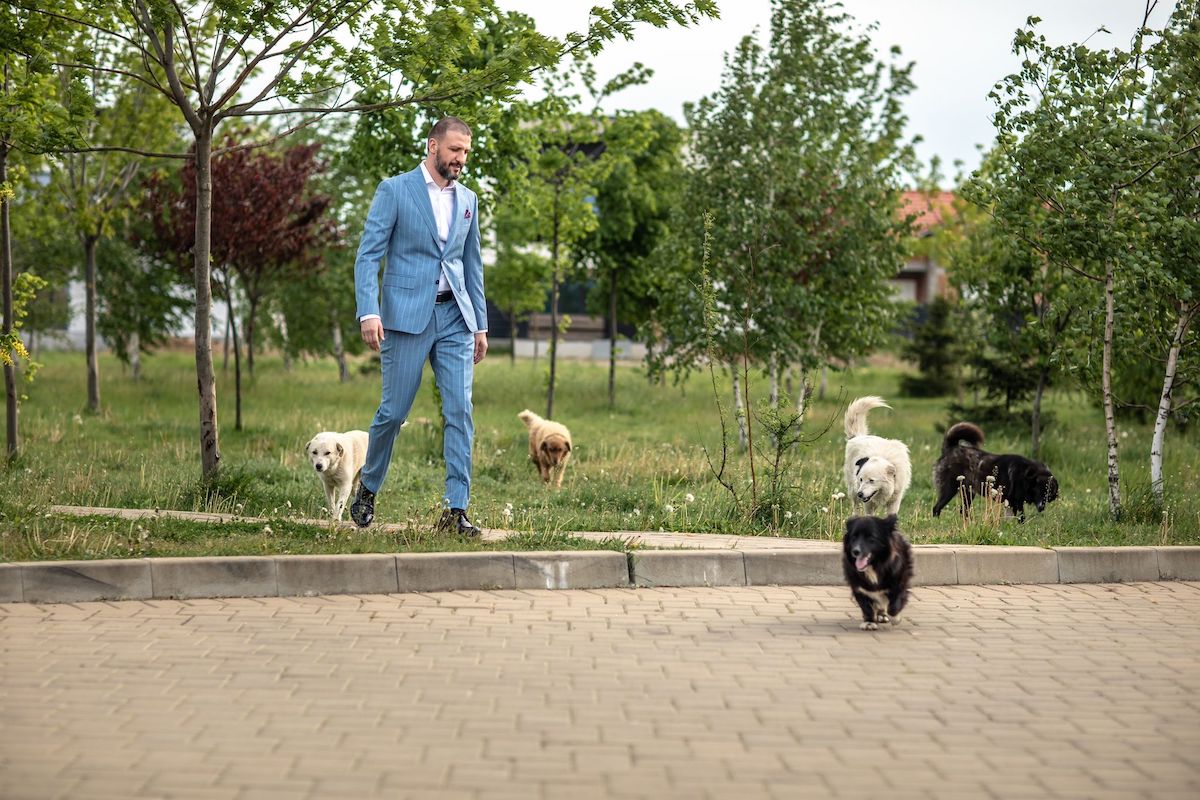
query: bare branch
[
  {"left": 170, "top": 0, "right": 205, "bottom": 106},
  {"left": 131, "top": 0, "right": 203, "bottom": 130},
  {"left": 51, "top": 60, "right": 175, "bottom": 101},
  {"left": 211, "top": 0, "right": 324, "bottom": 112},
  {"left": 215, "top": 3, "right": 359, "bottom": 123}
]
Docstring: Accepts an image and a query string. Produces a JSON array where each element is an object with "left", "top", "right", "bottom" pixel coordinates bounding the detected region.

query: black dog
[
  {"left": 931, "top": 422, "right": 1059, "bottom": 521},
  {"left": 842, "top": 514, "right": 913, "bottom": 631}
]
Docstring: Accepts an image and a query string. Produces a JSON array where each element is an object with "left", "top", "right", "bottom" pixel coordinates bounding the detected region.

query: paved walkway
[
  {"left": 50, "top": 505, "right": 841, "bottom": 550},
  {"left": 2, "top": 582, "right": 1198, "bottom": 799}
]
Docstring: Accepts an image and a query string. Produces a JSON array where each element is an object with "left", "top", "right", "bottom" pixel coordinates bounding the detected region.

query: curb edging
[{"left": 2, "top": 546, "right": 1198, "bottom": 604}]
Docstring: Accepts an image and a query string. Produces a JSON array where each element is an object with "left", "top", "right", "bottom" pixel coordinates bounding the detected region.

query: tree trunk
[
  {"left": 0, "top": 138, "right": 17, "bottom": 461},
  {"left": 222, "top": 312, "right": 230, "bottom": 371},
  {"left": 227, "top": 293, "right": 242, "bottom": 432},
  {"left": 273, "top": 310, "right": 291, "bottom": 372},
  {"left": 128, "top": 330, "right": 141, "bottom": 381},
  {"left": 1150, "top": 305, "right": 1195, "bottom": 505},
  {"left": 768, "top": 353, "right": 779, "bottom": 409},
  {"left": 508, "top": 306, "right": 516, "bottom": 365},
  {"left": 1101, "top": 259, "right": 1120, "bottom": 520},
  {"left": 608, "top": 270, "right": 618, "bottom": 408},
  {"left": 819, "top": 364, "right": 828, "bottom": 400},
  {"left": 83, "top": 234, "right": 100, "bottom": 413},
  {"left": 546, "top": 191, "right": 560, "bottom": 420},
  {"left": 731, "top": 363, "right": 748, "bottom": 450},
  {"left": 193, "top": 129, "right": 221, "bottom": 480},
  {"left": 330, "top": 312, "right": 347, "bottom": 383},
  {"left": 1031, "top": 368, "right": 1047, "bottom": 458},
  {"left": 244, "top": 296, "right": 256, "bottom": 377},
  {"left": 795, "top": 366, "right": 808, "bottom": 420}
]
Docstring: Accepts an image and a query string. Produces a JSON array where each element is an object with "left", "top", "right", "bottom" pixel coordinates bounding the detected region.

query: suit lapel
[
  {"left": 405, "top": 167, "right": 441, "bottom": 247},
  {"left": 447, "top": 183, "right": 469, "bottom": 252}
]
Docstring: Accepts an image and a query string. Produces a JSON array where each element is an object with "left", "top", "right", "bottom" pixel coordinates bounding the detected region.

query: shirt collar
[{"left": 419, "top": 161, "right": 455, "bottom": 191}]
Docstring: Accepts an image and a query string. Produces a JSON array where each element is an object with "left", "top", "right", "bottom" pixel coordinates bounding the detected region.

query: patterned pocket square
[{"left": 464, "top": 209, "right": 472, "bottom": 219}]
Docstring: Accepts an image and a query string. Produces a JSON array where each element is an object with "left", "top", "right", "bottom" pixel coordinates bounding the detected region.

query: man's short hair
[{"left": 430, "top": 117, "right": 471, "bottom": 141}]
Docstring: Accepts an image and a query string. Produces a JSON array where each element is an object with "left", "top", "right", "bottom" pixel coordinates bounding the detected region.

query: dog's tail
[
  {"left": 844, "top": 396, "right": 889, "bottom": 439},
  {"left": 942, "top": 421, "right": 984, "bottom": 453},
  {"left": 518, "top": 409, "right": 543, "bottom": 429}
]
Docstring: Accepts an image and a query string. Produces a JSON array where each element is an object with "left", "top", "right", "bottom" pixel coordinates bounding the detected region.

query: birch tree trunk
[
  {"left": 1101, "top": 258, "right": 1120, "bottom": 520},
  {"left": 1151, "top": 305, "right": 1196, "bottom": 505},
  {"left": 731, "top": 364, "right": 748, "bottom": 450},
  {"left": 84, "top": 234, "right": 100, "bottom": 413},
  {"left": 330, "top": 312, "right": 347, "bottom": 383}
]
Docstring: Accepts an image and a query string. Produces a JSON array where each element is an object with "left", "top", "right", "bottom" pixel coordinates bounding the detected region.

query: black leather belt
[{"left": 435, "top": 290, "right": 454, "bottom": 304}]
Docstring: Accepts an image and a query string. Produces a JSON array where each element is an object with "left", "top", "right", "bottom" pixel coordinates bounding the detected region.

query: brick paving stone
[{"left": 1, "top": 582, "right": 1198, "bottom": 799}]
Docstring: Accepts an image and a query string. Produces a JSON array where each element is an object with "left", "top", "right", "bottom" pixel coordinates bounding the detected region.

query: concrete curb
[{"left": 1, "top": 546, "right": 1198, "bottom": 603}]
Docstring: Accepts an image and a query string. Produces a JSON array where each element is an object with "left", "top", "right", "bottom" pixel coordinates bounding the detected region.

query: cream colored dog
[
  {"left": 518, "top": 409, "right": 572, "bottom": 488},
  {"left": 305, "top": 430, "right": 369, "bottom": 521},
  {"left": 843, "top": 396, "right": 912, "bottom": 517}
]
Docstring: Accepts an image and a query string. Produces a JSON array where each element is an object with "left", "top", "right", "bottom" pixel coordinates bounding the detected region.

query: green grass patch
[{"left": 3, "top": 349, "right": 1197, "bottom": 561}]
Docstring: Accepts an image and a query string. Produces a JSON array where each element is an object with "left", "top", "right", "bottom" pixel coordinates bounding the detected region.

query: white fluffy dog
[
  {"left": 843, "top": 396, "right": 912, "bottom": 517},
  {"left": 518, "top": 409, "right": 573, "bottom": 488},
  {"left": 305, "top": 430, "right": 370, "bottom": 521}
]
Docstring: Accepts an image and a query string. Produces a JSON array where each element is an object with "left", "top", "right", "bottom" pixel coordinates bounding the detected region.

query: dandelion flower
[
  {"left": 632, "top": 508, "right": 641, "bottom": 516},
  {"left": 820, "top": 507, "right": 828, "bottom": 514},
  {"left": 262, "top": 524, "right": 274, "bottom": 534},
  {"left": 985, "top": 475, "right": 996, "bottom": 484},
  {"left": 664, "top": 504, "right": 676, "bottom": 514},
  {"left": 956, "top": 475, "right": 966, "bottom": 483},
  {"left": 785, "top": 511, "right": 794, "bottom": 519},
  {"left": 685, "top": 493, "right": 696, "bottom": 504}
]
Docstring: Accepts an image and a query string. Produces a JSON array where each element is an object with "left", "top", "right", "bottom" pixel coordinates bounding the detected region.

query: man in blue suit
[{"left": 349, "top": 117, "right": 488, "bottom": 536}]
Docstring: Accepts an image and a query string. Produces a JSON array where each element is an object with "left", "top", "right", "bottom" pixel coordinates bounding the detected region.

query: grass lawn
[{"left": 3, "top": 347, "right": 1197, "bottom": 561}]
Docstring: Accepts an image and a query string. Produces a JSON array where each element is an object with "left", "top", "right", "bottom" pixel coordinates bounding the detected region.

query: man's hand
[
  {"left": 361, "top": 318, "right": 385, "bottom": 352},
  {"left": 473, "top": 332, "right": 488, "bottom": 364}
]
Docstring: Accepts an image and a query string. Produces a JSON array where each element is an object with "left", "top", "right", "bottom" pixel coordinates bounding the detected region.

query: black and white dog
[
  {"left": 931, "top": 422, "right": 1059, "bottom": 521},
  {"left": 842, "top": 514, "right": 913, "bottom": 631}
]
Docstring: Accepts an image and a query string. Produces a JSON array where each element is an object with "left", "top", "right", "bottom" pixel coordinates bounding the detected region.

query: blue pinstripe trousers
[{"left": 360, "top": 300, "right": 474, "bottom": 509}]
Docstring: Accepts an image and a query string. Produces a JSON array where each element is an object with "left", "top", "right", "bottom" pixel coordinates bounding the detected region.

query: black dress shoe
[
  {"left": 438, "top": 508, "right": 481, "bottom": 538},
  {"left": 349, "top": 485, "right": 376, "bottom": 528}
]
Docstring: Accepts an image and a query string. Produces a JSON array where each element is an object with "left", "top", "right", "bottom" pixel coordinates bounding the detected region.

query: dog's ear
[
  {"left": 884, "top": 513, "right": 898, "bottom": 529},
  {"left": 885, "top": 463, "right": 896, "bottom": 478},
  {"left": 564, "top": 440, "right": 571, "bottom": 451},
  {"left": 304, "top": 438, "right": 314, "bottom": 453},
  {"left": 855, "top": 457, "right": 869, "bottom": 474},
  {"left": 540, "top": 441, "right": 549, "bottom": 453},
  {"left": 336, "top": 442, "right": 344, "bottom": 457}
]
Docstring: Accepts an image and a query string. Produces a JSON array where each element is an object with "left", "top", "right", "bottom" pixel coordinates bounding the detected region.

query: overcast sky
[{"left": 499, "top": 1, "right": 1173, "bottom": 183}]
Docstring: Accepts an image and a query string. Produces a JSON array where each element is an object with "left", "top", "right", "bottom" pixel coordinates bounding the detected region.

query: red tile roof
[{"left": 899, "top": 190, "right": 958, "bottom": 235}]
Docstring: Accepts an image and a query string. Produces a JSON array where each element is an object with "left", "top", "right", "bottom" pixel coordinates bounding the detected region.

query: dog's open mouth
[{"left": 855, "top": 554, "right": 871, "bottom": 572}]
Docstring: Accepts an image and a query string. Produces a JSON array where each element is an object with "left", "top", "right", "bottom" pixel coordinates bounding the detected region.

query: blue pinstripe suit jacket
[{"left": 354, "top": 166, "right": 487, "bottom": 334}]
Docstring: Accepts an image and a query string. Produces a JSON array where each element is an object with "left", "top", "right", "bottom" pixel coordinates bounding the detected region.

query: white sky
[{"left": 499, "top": 0, "right": 1173, "bottom": 181}]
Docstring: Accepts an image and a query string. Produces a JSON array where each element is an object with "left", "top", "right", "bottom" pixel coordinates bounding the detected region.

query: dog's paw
[
  {"left": 859, "top": 621, "right": 878, "bottom": 631},
  {"left": 876, "top": 613, "right": 890, "bottom": 624}
]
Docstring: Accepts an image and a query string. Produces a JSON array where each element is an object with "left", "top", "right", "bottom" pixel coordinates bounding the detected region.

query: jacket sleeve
[
  {"left": 463, "top": 192, "right": 487, "bottom": 332},
  {"left": 354, "top": 179, "right": 396, "bottom": 321}
]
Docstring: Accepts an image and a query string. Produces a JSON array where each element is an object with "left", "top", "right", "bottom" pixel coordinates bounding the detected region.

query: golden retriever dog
[
  {"left": 843, "top": 396, "right": 913, "bottom": 517},
  {"left": 305, "top": 430, "right": 369, "bottom": 521},
  {"left": 518, "top": 409, "right": 572, "bottom": 488}
]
